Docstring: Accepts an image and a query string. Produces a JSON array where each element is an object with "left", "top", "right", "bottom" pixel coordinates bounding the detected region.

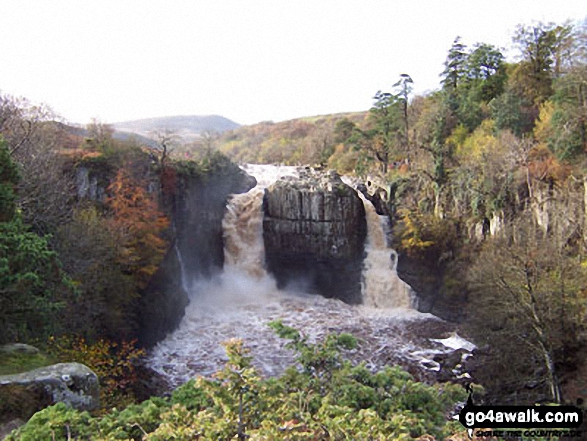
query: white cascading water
[
  {"left": 147, "top": 165, "right": 472, "bottom": 388},
  {"left": 357, "top": 191, "right": 416, "bottom": 309}
]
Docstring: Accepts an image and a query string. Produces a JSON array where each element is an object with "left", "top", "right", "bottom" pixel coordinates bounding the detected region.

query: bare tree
[
  {"left": 467, "top": 212, "right": 587, "bottom": 403},
  {"left": 0, "top": 93, "right": 56, "bottom": 156},
  {"left": 152, "top": 129, "right": 180, "bottom": 166},
  {"left": 0, "top": 93, "right": 76, "bottom": 234}
]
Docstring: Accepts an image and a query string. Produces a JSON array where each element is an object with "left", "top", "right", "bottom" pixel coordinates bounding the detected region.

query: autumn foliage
[
  {"left": 106, "top": 168, "right": 169, "bottom": 289},
  {"left": 46, "top": 335, "right": 145, "bottom": 410}
]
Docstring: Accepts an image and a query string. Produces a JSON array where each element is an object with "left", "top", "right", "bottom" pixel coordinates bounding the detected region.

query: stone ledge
[{"left": 0, "top": 362, "right": 99, "bottom": 416}]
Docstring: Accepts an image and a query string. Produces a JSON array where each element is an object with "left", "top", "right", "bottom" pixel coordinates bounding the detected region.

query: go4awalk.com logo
[{"left": 458, "top": 392, "right": 584, "bottom": 439}]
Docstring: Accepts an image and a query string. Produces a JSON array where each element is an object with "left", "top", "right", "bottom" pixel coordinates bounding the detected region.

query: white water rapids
[{"left": 147, "top": 165, "right": 473, "bottom": 388}]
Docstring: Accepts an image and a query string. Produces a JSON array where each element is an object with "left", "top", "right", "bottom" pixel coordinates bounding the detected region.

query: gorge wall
[
  {"left": 139, "top": 159, "right": 256, "bottom": 346},
  {"left": 262, "top": 169, "right": 367, "bottom": 304},
  {"left": 71, "top": 155, "right": 257, "bottom": 347}
]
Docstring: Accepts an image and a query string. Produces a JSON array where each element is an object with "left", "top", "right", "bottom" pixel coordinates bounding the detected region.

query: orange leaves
[
  {"left": 527, "top": 144, "right": 571, "bottom": 183},
  {"left": 106, "top": 168, "right": 169, "bottom": 288},
  {"left": 47, "top": 335, "right": 145, "bottom": 409}
]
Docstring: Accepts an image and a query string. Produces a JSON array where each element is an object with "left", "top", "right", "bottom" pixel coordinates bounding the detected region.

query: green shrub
[{"left": 8, "top": 326, "right": 466, "bottom": 440}]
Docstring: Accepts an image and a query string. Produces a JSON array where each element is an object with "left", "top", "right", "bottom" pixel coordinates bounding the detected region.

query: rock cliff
[
  {"left": 171, "top": 160, "right": 257, "bottom": 282},
  {"left": 263, "top": 169, "right": 366, "bottom": 304},
  {"left": 138, "top": 158, "right": 256, "bottom": 346}
]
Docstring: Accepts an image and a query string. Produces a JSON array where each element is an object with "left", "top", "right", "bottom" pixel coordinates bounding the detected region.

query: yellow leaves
[
  {"left": 534, "top": 100, "right": 555, "bottom": 146},
  {"left": 397, "top": 209, "right": 434, "bottom": 256},
  {"left": 446, "top": 124, "right": 469, "bottom": 152},
  {"left": 46, "top": 335, "right": 145, "bottom": 410},
  {"left": 454, "top": 120, "right": 501, "bottom": 164}
]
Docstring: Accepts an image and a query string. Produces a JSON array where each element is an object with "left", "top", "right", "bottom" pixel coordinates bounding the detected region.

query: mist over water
[{"left": 147, "top": 165, "right": 467, "bottom": 387}]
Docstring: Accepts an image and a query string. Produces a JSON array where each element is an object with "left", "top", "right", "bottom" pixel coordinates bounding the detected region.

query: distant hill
[
  {"left": 52, "top": 121, "right": 160, "bottom": 149},
  {"left": 217, "top": 111, "right": 367, "bottom": 168},
  {"left": 112, "top": 115, "right": 241, "bottom": 143}
]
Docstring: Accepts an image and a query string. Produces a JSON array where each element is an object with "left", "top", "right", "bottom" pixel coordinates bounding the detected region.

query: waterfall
[
  {"left": 357, "top": 191, "right": 415, "bottom": 309},
  {"left": 174, "top": 242, "right": 190, "bottom": 293},
  {"left": 223, "top": 188, "right": 268, "bottom": 279},
  {"left": 147, "top": 165, "right": 471, "bottom": 388}
]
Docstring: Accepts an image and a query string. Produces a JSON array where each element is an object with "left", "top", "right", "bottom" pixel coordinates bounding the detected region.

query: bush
[
  {"left": 9, "top": 326, "right": 466, "bottom": 440},
  {"left": 46, "top": 335, "right": 145, "bottom": 410}
]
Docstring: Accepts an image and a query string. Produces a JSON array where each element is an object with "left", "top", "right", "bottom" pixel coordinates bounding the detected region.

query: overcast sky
[{"left": 0, "top": 1, "right": 585, "bottom": 126}]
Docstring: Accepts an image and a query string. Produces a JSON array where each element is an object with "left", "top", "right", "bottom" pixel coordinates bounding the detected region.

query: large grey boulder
[
  {"left": 263, "top": 169, "right": 367, "bottom": 303},
  {"left": 0, "top": 362, "right": 99, "bottom": 416}
]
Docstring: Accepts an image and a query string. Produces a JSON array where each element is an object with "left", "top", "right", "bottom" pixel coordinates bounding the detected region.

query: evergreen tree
[{"left": 0, "top": 138, "right": 73, "bottom": 342}]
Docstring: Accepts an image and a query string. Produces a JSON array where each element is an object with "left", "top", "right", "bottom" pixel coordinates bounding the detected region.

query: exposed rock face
[
  {"left": 263, "top": 169, "right": 367, "bottom": 304},
  {"left": 357, "top": 179, "right": 391, "bottom": 217},
  {"left": 138, "top": 246, "right": 189, "bottom": 347},
  {"left": 75, "top": 166, "right": 106, "bottom": 201},
  {"left": 173, "top": 163, "right": 256, "bottom": 282},
  {"left": 139, "top": 160, "right": 256, "bottom": 347},
  {"left": 0, "top": 363, "right": 99, "bottom": 420},
  {"left": 397, "top": 254, "right": 466, "bottom": 322}
]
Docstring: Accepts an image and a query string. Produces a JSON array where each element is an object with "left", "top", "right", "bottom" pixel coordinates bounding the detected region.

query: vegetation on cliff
[
  {"left": 0, "top": 96, "right": 249, "bottom": 418},
  {"left": 212, "top": 19, "right": 587, "bottom": 406}
]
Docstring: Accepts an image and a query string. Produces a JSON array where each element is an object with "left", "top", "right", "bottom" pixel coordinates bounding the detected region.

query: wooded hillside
[{"left": 213, "top": 19, "right": 587, "bottom": 406}]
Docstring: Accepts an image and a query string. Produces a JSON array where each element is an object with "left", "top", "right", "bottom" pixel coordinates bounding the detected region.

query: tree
[
  {"left": 0, "top": 137, "right": 19, "bottom": 222},
  {"left": 489, "top": 87, "right": 535, "bottom": 136},
  {"left": 0, "top": 218, "right": 72, "bottom": 343},
  {"left": 547, "top": 64, "right": 587, "bottom": 160},
  {"left": 463, "top": 43, "right": 507, "bottom": 105},
  {"left": 393, "top": 73, "right": 414, "bottom": 153},
  {"left": 152, "top": 129, "right": 180, "bottom": 166},
  {"left": 106, "top": 168, "right": 169, "bottom": 289},
  {"left": 0, "top": 93, "right": 75, "bottom": 235},
  {"left": 511, "top": 21, "right": 574, "bottom": 105},
  {"left": 0, "top": 138, "right": 73, "bottom": 343},
  {"left": 441, "top": 37, "right": 468, "bottom": 93},
  {"left": 467, "top": 213, "right": 587, "bottom": 404},
  {"left": 55, "top": 207, "right": 137, "bottom": 341},
  {"left": 333, "top": 118, "right": 356, "bottom": 144},
  {"left": 85, "top": 119, "right": 115, "bottom": 151},
  {"left": 354, "top": 75, "right": 413, "bottom": 174},
  {"left": 0, "top": 93, "right": 53, "bottom": 156},
  {"left": 441, "top": 42, "right": 507, "bottom": 132}
]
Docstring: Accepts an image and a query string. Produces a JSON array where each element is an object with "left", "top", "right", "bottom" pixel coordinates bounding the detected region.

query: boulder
[
  {"left": 263, "top": 169, "right": 367, "bottom": 303},
  {"left": 0, "top": 343, "right": 40, "bottom": 355},
  {"left": 0, "top": 363, "right": 99, "bottom": 419}
]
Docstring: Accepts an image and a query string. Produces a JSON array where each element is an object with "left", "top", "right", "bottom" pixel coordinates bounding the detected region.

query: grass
[{"left": 0, "top": 352, "right": 56, "bottom": 376}]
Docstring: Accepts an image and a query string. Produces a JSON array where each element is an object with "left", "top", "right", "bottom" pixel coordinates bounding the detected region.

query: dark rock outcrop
[
  {"left": 0, "top": 363, "right": 99, "bottom": 422},
  {"left": 357, "top": 182, "right": 390, "bottom": 217},
  {"left": 138, "top": 246, "right": 189, "bottom": 347},
  {"left": 172, "top": 162, "right": 256, "bottom": 283},
  {"left": 263, "top": 170, "right": 367, "bottom": 304},
  {"left": 396, "top": 253, "right": 468, "bottom": 322},
  {"left": 138, "top": 159, "right": 256, "bottom": 347}
]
